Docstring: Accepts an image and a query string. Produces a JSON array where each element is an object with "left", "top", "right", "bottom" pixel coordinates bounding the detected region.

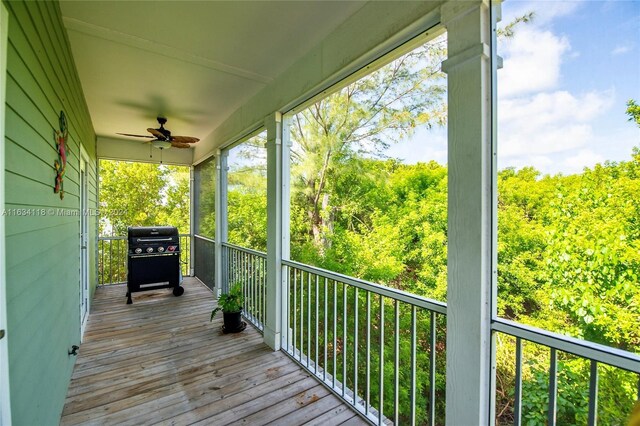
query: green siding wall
[{"left": 3, "top": 0, "right": 97, "bottom": 424}]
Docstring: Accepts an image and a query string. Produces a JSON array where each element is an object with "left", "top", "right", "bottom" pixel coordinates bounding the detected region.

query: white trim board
[{"left": 79, "top": 145, "right": 91, "bottom": 340}]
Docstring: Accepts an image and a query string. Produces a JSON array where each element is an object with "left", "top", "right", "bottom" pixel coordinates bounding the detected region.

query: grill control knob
[
  {"left": 134, "top": 248, "right": 142, "bottom": 254},
  {"left": 158, "top": 247, "right": 165, "bottom": 252},
  {"left": 146, "top": 247, "right": 154, "bottom": 253},
  {"left": 167, "top": 246, "right": 175, "bottom": 252}
]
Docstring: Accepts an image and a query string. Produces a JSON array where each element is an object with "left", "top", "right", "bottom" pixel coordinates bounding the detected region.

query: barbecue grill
[{"left": 127, "top": 226, "right": 184, "bottom": 304}]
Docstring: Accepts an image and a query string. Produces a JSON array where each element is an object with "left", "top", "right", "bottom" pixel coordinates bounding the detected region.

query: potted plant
[{"left": 210, "top": 283, "right": 245, "bottom": 333}]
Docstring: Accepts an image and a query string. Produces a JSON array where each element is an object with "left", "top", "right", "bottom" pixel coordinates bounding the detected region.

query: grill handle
[{"left": 136, "top": 237, "right": 174, "bottom": 242}]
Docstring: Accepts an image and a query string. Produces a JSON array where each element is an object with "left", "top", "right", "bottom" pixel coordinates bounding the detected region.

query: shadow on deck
[{"left": 61, "top": 278, "right": 366, "bottom": 425}]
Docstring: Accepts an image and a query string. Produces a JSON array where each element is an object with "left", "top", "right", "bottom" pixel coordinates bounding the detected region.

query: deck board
[{"left": 61, "top": 278, "right": 367, "bottom": 426}]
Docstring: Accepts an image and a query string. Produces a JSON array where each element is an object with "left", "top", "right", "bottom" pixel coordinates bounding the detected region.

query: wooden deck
[{"left": 61, "top": 278, "right": 366, "bottom": 426}]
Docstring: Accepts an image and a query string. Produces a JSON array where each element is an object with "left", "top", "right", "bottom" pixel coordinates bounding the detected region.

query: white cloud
[
  {"left": 611, "top": 45, "right": 632, "bottom": 55},
  {"left": 498, "top": 90, "right": 614, "bottom": 166},
  {"left": 499, "top": 27, "right": 571, "bottom": 97},
  {"left": 496, "top": 3, "right": 620, "bottom": 174},
  {"left": 494, "top": 0, "right": 638, "bottom": 174},
  {"left": 501, "top": 91, "right": 611, "bottom": 124}
]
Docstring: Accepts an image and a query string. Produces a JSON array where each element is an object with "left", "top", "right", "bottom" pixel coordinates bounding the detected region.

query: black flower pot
[{"left": 222, "top": 310, "right": 244, "bottom": 333}]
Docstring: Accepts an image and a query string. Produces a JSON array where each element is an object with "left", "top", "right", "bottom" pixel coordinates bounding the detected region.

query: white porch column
[
  {"left": 214, "top": 149, "right": 228, "bottom": 296},
  {"left": 264, "top": 112, "right": 290, "bottom": 351},
  {"left": 189, "top": 166, "right": 195, "bottom": 276},
  {"left": 441, "top": 0, "right": 498, "bottom": 424}
]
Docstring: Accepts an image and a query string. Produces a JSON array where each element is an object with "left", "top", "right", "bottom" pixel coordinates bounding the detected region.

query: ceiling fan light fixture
[
  {"left": 152, "top": 140, "right": 172, "bottom": 150},
  {"left": 116, "top": 117, "right": 199, "bottom": 151}
]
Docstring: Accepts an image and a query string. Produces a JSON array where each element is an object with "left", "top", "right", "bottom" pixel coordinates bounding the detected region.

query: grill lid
[
  {"left": 128, "top": 226, "right": 179, "bottom": 238},
  {"left": 128, "top": 226, "right": 180, "bottom": 255}
]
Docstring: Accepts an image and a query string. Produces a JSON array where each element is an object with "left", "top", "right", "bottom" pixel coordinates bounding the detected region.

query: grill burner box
[{"left": 127, "top": 226, "right": 184, "bottom": 304}]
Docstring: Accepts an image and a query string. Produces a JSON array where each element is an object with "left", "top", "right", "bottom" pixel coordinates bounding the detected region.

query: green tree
[
  {"left": 290, "top": 36, "right": 447, "bottom": 254},
  {"left": 543, "top": 159, "right": 640, "bottom": 349},
  {"left": 163, "top": 166, "right": 191, "bottom": 235},
  {"left": 195, "top": 158, "right": 216, "bottom": 238},
  {"left": 497, "top": 167, "right": 551, "bottom": 319},
  {"left": 99, "top": 160, "right": 167, "bottom": 235},
  {"left": 99, "top": 160, "right": 191, "bottom": 235},
  {"left": 626, "top": 99, "right": 640, "bottom": 126},
  {"left": 497, "top": 11, "right": 535, "bottom": 38},
  {"left": 226, "top": 134, "right": 268, "bottom": 251}
]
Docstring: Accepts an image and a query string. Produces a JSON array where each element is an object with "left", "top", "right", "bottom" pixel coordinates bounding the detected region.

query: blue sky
[{"left": 388, "top": 0, "right": 640, "bottom": 175}]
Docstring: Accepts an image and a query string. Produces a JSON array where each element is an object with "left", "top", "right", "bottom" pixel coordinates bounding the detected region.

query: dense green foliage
[
  {"left": 99, "top": 160, "right": 190, "bottom": 235},
  {"left": 227, "top": 138, "right": 268, "bottom": 250},
  {"left": 226, "top": 148, "right": 640, "bottom": 424},
  {"left": 194, "top": 157, "right": 216, "bottom": 238}
]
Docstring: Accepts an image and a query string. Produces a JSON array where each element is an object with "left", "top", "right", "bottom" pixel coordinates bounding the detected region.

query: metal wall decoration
[{"left": 53, "top": 111, "right": 69, "bottom": 199}]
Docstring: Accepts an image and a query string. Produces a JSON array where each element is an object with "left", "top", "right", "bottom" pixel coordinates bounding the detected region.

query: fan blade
[
  {"left": 171, "top": 135, "right": 199, "bottom": 143},
  {"left": 147, "top": 128, "right": 166, "bottom": 139},
  {"left": 171, "top": 141, "right": 191, "bottom": 148},
  {"left": 117, "top": 133, "right": 154, "bottom": 138}
]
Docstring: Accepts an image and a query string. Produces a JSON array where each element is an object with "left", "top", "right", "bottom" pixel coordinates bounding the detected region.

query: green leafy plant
[{"left": 210, "top": 283, "right": 244, "bottom": 320}]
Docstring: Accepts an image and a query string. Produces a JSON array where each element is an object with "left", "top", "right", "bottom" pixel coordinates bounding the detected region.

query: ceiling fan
[{"left": 117, "top": 116, "right": 200, "bottom": 149}]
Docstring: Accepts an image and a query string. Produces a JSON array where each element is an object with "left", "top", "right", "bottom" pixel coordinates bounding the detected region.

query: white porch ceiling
[{"left": 60, "top": 1, "right": 367, "bottom": 157}]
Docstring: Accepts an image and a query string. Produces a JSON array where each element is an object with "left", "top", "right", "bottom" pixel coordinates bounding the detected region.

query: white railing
[
  {"left": 97, "top": 236, "right": 127, "bottom": 285},
  {"left": 493, "top": 319, "right": 640, "bottom": 426},
  {"left": 221, "top": 242, "right": 267, "bottom": 332},
  {"left": 282, "top": 259, "right": 447, "bottom": 425}
]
